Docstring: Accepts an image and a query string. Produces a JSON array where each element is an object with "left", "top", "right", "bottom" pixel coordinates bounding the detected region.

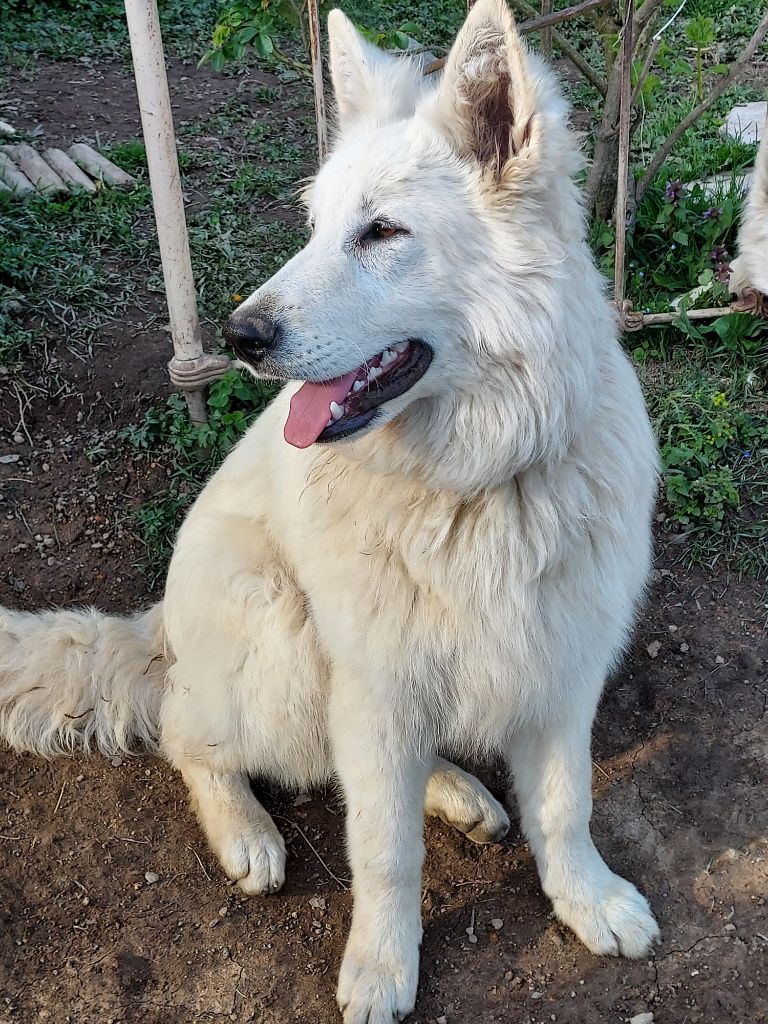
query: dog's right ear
[
  {"left": 327, "top": 9, "right": 389, "bottom": 129},
  {"left": 433, "top": 0, "right": 540, "bottom": 177}
]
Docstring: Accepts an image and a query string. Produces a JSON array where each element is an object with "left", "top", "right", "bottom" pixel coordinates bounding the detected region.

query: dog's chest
[{"left": 289, "top": 479, "right": 556, "bottom": 717}]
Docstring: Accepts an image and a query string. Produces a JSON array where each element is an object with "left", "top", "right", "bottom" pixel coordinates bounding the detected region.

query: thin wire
[{"left": 653, "top": 0, "right": 689, "bottom": 41}]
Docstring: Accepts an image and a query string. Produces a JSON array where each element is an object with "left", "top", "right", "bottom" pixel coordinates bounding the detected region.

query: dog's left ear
[{"left": 434, "top": 0, "right": 538, "bottom": 173}]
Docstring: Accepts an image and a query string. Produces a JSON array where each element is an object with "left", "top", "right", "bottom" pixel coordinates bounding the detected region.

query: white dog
[{"left": 0, "top": 2, "right": 661, "bottom": 1020}]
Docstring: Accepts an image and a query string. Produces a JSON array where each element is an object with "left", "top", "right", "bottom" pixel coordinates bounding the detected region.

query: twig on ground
[
  {"left": 187, "top": 844, "right": 212, "bottom": 881},
  {"left": 53, "top": 781, "right": 66, "bottom": 815},
  {"left": 273, "top": 812, "right": 350, "bottom": 890}
]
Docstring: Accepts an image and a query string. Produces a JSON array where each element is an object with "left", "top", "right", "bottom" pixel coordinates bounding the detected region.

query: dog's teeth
[
  {"left": 393, "top": 341, "right": 409, "bottom": 354},
  {"left": 330, "top": 401, "right": 344, "bottom": 421},
  {"left": 381, "top": 349, "right": 396, "bottom": 367},
  {"left": 352, "top": 379, "right": 365, "bottom": 392},
  {"left": 367, "top": 366, "right": 382, "bottom": 382}
]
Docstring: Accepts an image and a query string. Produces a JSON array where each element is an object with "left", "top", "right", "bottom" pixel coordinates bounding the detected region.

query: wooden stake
[
  {"left": 540, "top": 0, "right": 553, "bottom": 58},
  {"left": 68, "top": 143, "right": 136, "bottom": 188},
  {"left": 613, "top": 0, "right": 634, "bottom": 310},
  {"left": 0, "top": 151, "right": 34, "bottom": 194},
  {"left": 5, "top": 144, "right": 68, "bottom": 195},
  {"left": 307, "top": 0, "right": 328, "bottom": 162},
  {"left": 43, "top": 148, "right": 98, "bottom": 194}
]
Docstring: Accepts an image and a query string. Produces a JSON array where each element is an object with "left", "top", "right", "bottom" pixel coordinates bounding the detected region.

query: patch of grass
[
  {"left": 122, "top": 370, "right": 275, "bottom": 582},
  {"left": 644, "top": 363, "right": 768, "bottom": 575},
  {"left": 0, "top": 185, "right": 154, "bottom": 366},
  {"left": 0, "top": 0, "right": 223, "bottom": 62}
]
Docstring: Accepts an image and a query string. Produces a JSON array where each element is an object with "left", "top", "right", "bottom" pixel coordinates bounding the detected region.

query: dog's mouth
[{"left": 283, "top": 340, "right": 432, "bottom": 449}]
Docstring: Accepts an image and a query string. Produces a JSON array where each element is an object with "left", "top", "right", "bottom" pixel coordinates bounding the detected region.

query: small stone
[
  {"left": 629, "top": 1014, "right": 654, "bottom": 1024},
  {"left": 110, "top": 756, "right": 123, "bottom": 767},
  {"left": 218, "top": 906, "right": 228, "bottom": 917},
  {"left": 679, "top": 642, "right": 689, "bottom": 653},
  {"left": 490, "top": 918, "right": 503, "bottom": 930},
  {"left": 309, "top": 896, "right": 326, "bottom": 911},
  {"left": 0, "top": 454, "right": 20, "bottom": 464},
  {"left": 42, "top": 463, "right": 50, "bottom": 472},
  {"left": 725, "top": 922, "right": 736, "bottom": 931},
  {"left": 144, "top": 871, "right": 160, "bottom": 884},
  {"left": 12, "top": 433, "right": 24, "bottom": 444},
  {"left": 436, "top": 1017, "right": 448, "bottom": 1024},
  {"left": 667, "top": 624, "right": 678, "bottom": 632},
  {"left": 531, "top": 991, "right": 543, "bottom": 1000},
  {"left": 715, "top": 655, "right": 725, "bottom": 665},
  {"left": 646, "top": 640, "right": 661, "bottom": 659}
]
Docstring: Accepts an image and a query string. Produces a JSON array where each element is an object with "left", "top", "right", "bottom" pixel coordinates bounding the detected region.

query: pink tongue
[{"left": 283, "top": 371, "right": 358, "bottom": 448}]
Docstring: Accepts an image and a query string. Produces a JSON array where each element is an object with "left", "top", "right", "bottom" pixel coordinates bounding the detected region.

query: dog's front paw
[
  {"left": 337, "top": 929, "right": 420, "bottom": 1024},
  {"left": 215, "top": 821, "right": 286, "bottom": 895},
  {"left": 553, "top": 872, "right": 660, "bottom": 958}
]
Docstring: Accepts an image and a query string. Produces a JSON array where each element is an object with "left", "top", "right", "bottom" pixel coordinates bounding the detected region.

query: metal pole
[{"left": 124, "top": 0, "right": 227, "bottom": 423}]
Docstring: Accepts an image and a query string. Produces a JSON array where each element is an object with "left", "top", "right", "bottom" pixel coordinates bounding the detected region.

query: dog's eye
[{"left": 361, "top": 221, "right": 407, "bottom": 244}]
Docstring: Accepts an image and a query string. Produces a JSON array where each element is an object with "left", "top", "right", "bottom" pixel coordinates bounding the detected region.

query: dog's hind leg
[
  {"left": 425, "top": 757, "right": 510, "bottom": 843},
  {"left": 507, "top": 707, "right": 660, "bottom": 958},
  {"left": 177, "top": 760, "right": 286, "bottom": 895}
]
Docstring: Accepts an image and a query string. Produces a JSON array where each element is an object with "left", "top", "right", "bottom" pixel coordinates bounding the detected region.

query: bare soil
[{"left": 1, "top": 54, "right": 767, "bottom": 1024}]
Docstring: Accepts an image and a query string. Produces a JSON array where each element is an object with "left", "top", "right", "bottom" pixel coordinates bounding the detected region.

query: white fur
[
  {"left": 0, "top": 2, "right": 661, "bottom": 1020},
  {"left": 730, "top": 119, "right": 768, "bottom": 296}
]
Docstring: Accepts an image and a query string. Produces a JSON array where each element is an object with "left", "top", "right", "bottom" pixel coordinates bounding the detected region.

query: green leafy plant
[
  {"left": 201, "top": 0, "right": 425, "bottom": 76},
  {"left": 122, "top": 369, "right": 274, "bottom": 458},
  {"left": 122, "top": 369, "right": 276, "bottom": 582},
  {"left": 200, "top": 0, "right": 327, "bottom": 74},
  {"left": 652, "top": 375, "right": 766, "bottom": 530},
  {"left": 684, "top": 14, "right": 716, "bottom": 102}
]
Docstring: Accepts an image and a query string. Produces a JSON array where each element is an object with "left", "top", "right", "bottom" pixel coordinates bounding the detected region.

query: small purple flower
[
  {"left": 742, "top": 450, "right": 752, "bottom": 459},
  {"left": 703, "top": 206, "right": 723, "bottom": 220},
  {"left": 710, "top": 244, "right": 731, "bottom": 282},
  {"left": 664, "top": 178, "right": 684, "bottom": 205},
  {"left": 671, "top": 243, "right": 677, "bottom": 250}
]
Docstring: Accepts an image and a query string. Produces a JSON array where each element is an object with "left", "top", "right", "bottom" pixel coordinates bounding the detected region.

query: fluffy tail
[{"left": 0, "top": 603, "right": 166, "bottom": 757}]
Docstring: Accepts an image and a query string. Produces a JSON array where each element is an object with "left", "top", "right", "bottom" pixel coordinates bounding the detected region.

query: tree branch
[
  {"left": 635, "top": 7, "right": 768, "bottom": 202},
  {"left": 516, "top": 0, "right": 611, "bottom": 35},
  {"left": 509, "top": 0, "right": 607, "bottom": 95},
  {"left": 633, "top": 0, "right": 667, "bottom": 33}
]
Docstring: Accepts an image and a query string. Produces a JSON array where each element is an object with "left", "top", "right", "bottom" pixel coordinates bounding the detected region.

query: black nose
[{"left": 222, "top": 312, "right": 280, "bottom": 363}]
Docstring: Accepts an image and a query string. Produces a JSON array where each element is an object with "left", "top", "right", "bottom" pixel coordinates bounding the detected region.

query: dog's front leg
[{"left": 331, "top": 671, "right": 430, "bottom": 1024}]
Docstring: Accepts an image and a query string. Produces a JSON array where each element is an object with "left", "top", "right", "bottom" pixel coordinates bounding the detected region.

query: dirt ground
[{"left": 1, "top": 53, "right": 768, "bottom": 1024}]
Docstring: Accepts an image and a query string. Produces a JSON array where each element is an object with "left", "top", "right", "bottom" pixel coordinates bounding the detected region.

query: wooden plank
[
  {"left": 43, "top": 148, "right": 98, "bottom": 193},
  {"left": 67, "top": 143, "right": 136, "bottom": 187}
]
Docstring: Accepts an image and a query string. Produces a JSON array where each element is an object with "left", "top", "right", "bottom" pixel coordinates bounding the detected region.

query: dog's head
[{"left": 225, "top": 0, "right": 604, "bottom": 490}]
